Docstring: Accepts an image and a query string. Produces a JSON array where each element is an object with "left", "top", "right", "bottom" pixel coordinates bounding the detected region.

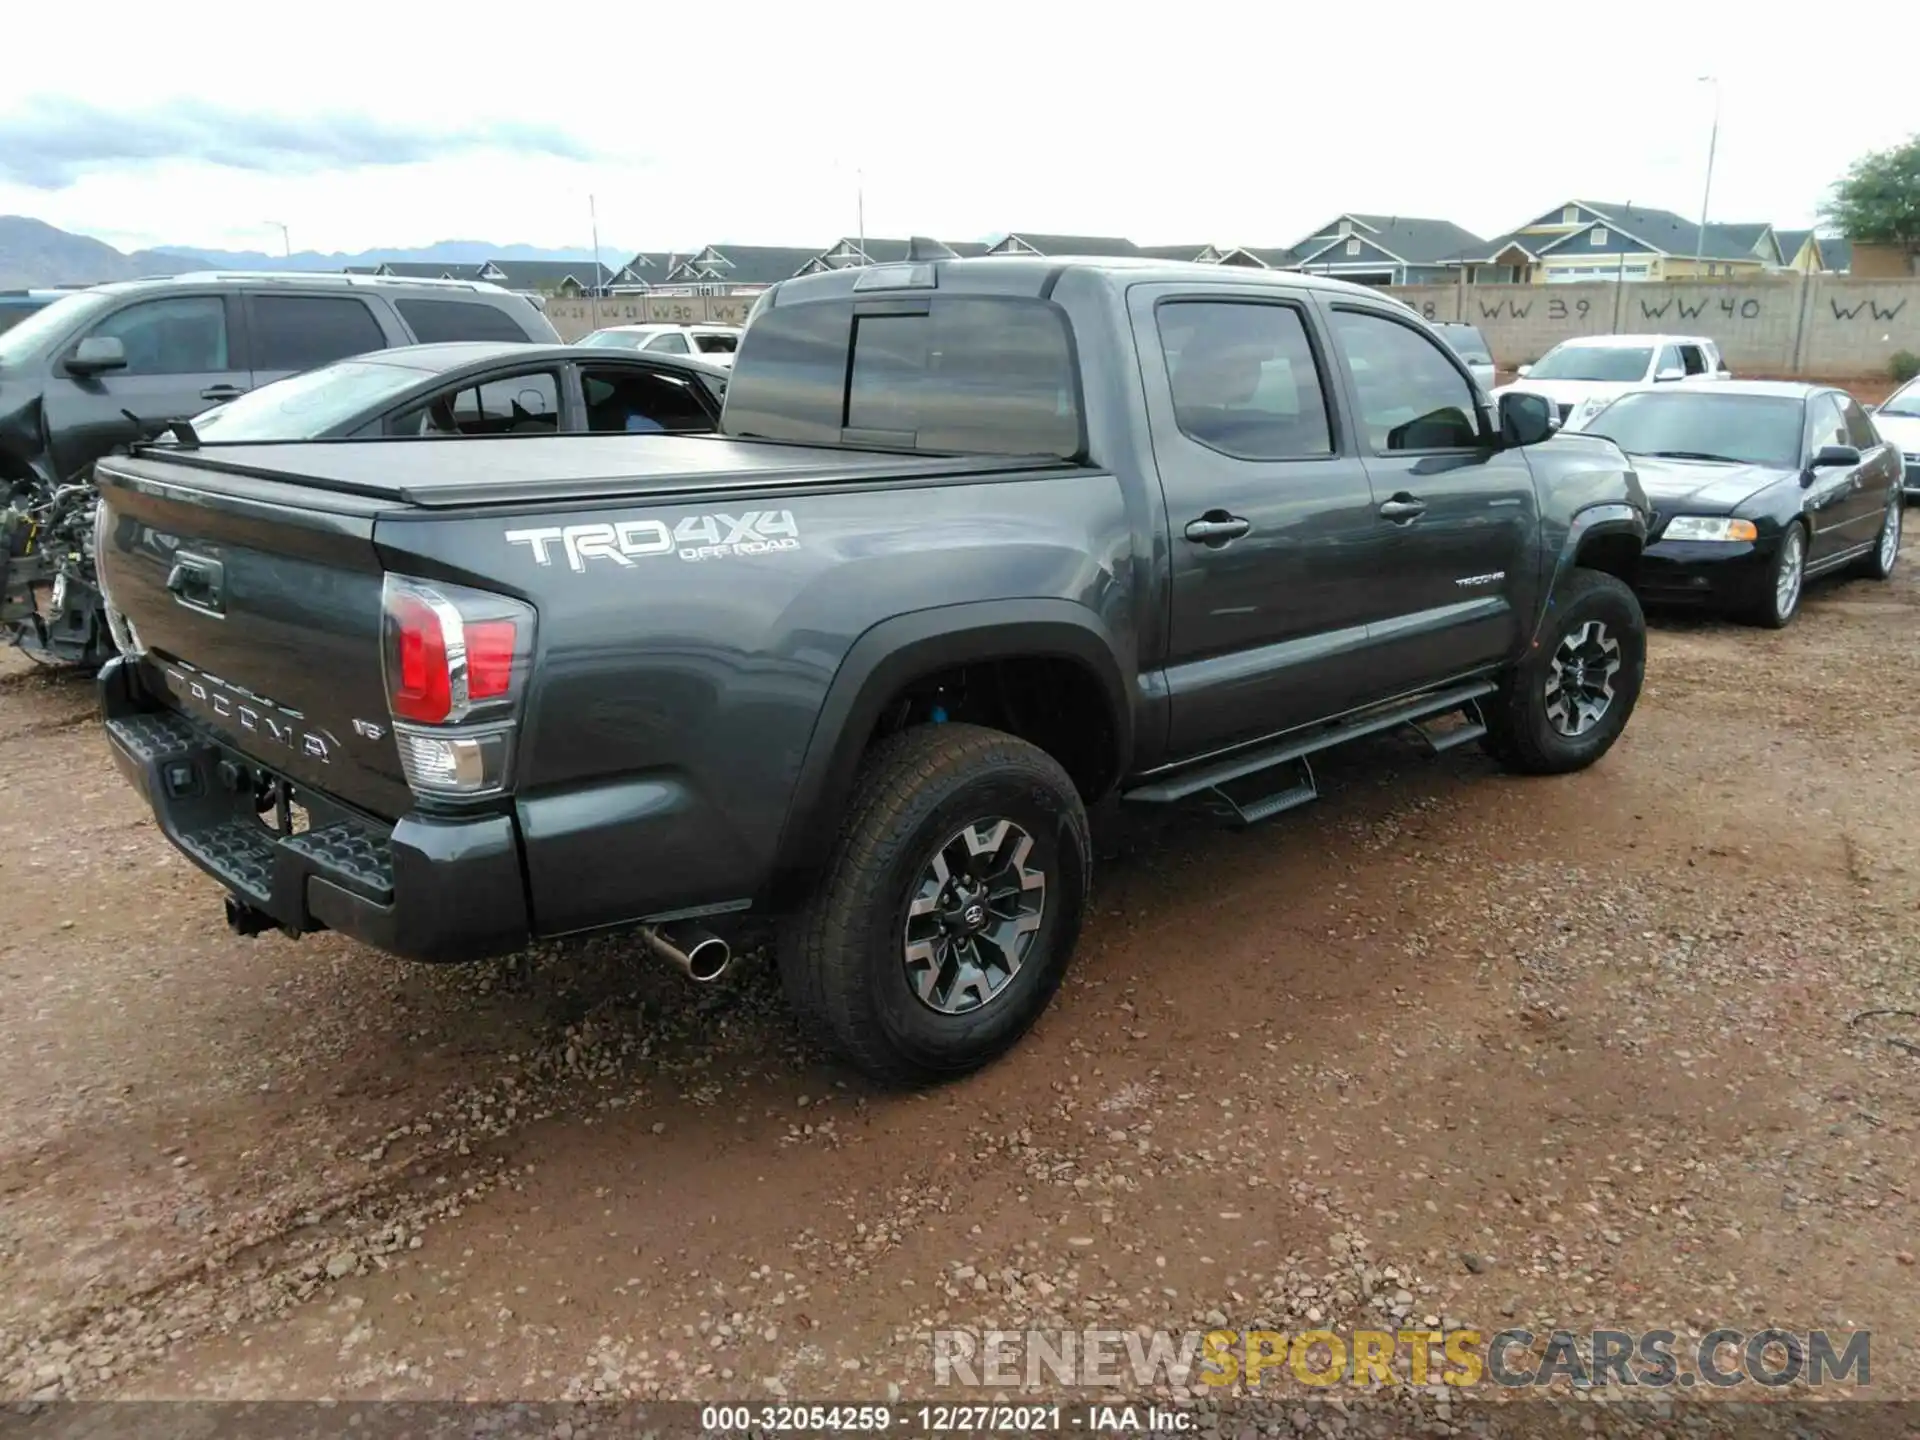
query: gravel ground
[{"left": 1, "top": 529, "right": 1917, "bottom": 1423}]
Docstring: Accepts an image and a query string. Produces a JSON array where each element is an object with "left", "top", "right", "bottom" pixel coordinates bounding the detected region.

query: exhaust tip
[
  {"left": 640, "top": 924, "right": 733, "bottom": 983},
  {"left": 684, "top": 936, "right": 731, "bottom": 983}
]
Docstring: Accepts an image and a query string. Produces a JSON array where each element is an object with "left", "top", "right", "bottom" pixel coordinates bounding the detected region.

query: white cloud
[{"left": 4, "top": 0, "right": 1912, "bottom": 255}]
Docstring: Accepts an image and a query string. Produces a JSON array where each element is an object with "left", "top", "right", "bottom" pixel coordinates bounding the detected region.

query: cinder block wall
[
  {"left": 543, "top": 294, "right": 756, "bottom": 339},
  {"left": 1383, "top": 277, "right": 1919, "bottom": 377}
]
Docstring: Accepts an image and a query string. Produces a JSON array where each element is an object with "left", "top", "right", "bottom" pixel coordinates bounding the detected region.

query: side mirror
[
  {"left": 1811, "top": 443, "right": 1861, "bottom": 469},
  {"left": 1863, "top": 403, "right": 1878, "bottom": 414},
  {"left": 1515, "top": 363, "right": 1534, "bottom": 378},
  {"left": 1498, "top": 390, "right": 1557, "bottom": 448},
  {"left": 65, "top": 335, "right": 127, "bottom": 376},
  {"left": 1654, "top": 366, "right": 1685, "bottom": 383}
]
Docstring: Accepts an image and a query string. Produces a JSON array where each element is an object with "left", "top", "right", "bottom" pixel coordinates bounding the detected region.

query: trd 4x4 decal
[{"left": 505, "top": 511, "right": 800, "bottom": 570}]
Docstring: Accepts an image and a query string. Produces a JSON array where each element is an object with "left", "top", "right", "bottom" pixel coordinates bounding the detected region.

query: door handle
[
  {"left": 165, "top": 552, "right": 225, "bottom": 617},
  {"left": 1184, "top": 513, "right": 1252, "bottom": 545},
  {"left": 1379, "top": 495, "right": 1428, "bottom": 523},
  {"left": 200, "top": 384, "right": 246, "bottom": 401}
]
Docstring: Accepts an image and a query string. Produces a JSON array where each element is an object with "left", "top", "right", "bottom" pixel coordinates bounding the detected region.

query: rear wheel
[
  {"left": 1741, "top": 522, "right": 1806, "bottom": 628},
  {"left": 1855, "top": 495, "right": 1902, "bottom": 581},
  {"left": 1482, "top": 567, "right": 1645, "bottom": 775},
  {"left": 780, "top": 723, "right": 1091, "bottom": 1086}
]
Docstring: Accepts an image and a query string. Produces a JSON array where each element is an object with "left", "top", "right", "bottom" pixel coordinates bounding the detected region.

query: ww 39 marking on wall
[{"left": 1472, "top": 297, "right": 1595, "bottom": 321}]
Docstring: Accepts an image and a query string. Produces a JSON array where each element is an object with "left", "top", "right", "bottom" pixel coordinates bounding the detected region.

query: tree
[{"left": 1821, "top": 133, "right": 1920, "bottom": 247}]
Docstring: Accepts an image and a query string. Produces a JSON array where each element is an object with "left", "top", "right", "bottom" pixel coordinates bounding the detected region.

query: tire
[
  {"left": 779, "top": 723, "right": 1091, "bottom": 1086},
  {"left": 1482, "top": 567, "right": 1645, "bottom": 776},
  {"left": 1854, "top": 494, "right": 1902, "bottom": 581},
  {"left": 1741, "top": 521, "right": 1806, "bottom": 628}
]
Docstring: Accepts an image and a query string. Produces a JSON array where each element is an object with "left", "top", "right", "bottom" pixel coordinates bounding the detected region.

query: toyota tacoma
[{"left": 93, "top": 253, "right": 1650, "bottom": 1084}]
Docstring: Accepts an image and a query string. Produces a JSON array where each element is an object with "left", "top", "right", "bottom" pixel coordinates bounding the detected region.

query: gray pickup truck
[{"left": 93, "top": 255, "right": 1651, "bottom": 1084}]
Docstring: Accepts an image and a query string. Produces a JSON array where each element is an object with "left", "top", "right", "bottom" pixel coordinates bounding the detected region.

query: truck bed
[{"left": 133, "top": 433, "right": 1072, "bottom": 509}]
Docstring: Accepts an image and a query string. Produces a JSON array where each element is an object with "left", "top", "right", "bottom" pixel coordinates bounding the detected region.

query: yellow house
[
  {"left": 1772, "top": 231, "right": 1853, "bottom": 274},
  {"left": 1452, "top": 201, "right": 1782, "bottom": 284}
]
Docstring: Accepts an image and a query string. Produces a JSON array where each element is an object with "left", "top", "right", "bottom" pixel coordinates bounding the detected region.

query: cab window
[{"left": 1329, "top": 309, "right": 1480, "bottom": 451}]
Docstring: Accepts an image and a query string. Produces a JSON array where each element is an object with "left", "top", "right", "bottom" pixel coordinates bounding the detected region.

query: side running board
[{"left": 1123, "top": 680, "right": 1497, "bottom": 827}]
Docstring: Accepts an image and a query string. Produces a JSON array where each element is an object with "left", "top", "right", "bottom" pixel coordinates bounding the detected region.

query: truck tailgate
[{"left": 94, "top": 458, "right": 413, "bottom": 820}]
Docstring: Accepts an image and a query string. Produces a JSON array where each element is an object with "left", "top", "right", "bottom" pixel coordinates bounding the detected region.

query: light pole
[
  {"left": 264, "top": 221, "right": 291, "bottom": 260},
  {"left": 1693, "top": 77, "right": 1720, "bottom": 275},
  {"left": 588, "top": 194, "right": 603, "bottom": 331}
]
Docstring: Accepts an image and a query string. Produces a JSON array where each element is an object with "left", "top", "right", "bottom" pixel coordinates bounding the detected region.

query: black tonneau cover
[{"left": 118, "top": 433, "right": 1069, "bottom": 509}]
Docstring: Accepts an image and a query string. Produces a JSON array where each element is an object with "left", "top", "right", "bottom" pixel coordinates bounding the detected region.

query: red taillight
[
  {"left": 388, "top": 591, "right": 452, "bottom": 723},
  {"left": 465, "top": 619, "right": 517, "bottom": 701}
]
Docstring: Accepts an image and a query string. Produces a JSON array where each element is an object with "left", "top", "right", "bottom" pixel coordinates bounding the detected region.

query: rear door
[
  {"left": 575, "top": 361, "right": 721, "bottom": 432},
  {"left": 243, "top": 291, "right": 393, "bottom": 388},
  {"left": 1803, "top": 391, "right": 1873, "bottom": 561},
  {"left": 1128, "top": 283, "right": 1385, "bottom": 759},
  {"left": 1838, "top": 391, "right": 1898, "bottom": 540},
  {"left": 1320, "top": 302, "right": 1539, "bottom": 693},
  {"left": 42, "top": 293, "right": 249, "bottom": 480}
]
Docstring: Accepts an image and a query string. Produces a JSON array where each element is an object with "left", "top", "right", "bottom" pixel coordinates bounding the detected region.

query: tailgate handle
[{"left": 165, "top": 552, "right": 225, "bottom": 617}]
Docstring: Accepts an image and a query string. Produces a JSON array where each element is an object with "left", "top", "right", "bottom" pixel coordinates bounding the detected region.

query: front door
[
  {"left": 1319, "top": 302, "right": 1540, "bottom": 694},
  {"left": 42, "top": 293, "right": 247, "bottom": 481},
  {"left": 1129, "top": 285, "right": 1385, "bottom": 761}
]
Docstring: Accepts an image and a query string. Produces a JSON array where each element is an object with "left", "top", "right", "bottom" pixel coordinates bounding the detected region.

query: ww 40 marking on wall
[{"left": 505, "top": 511, "right": 801, "bottom": 571}]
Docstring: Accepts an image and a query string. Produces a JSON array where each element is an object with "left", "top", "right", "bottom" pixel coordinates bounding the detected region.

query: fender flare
[
  {"left": 1530, "top": 502, "right": 1647, "bottom": 646},
  {"left": 767, "top": 599, "right": 1133, "bottom": 899}
]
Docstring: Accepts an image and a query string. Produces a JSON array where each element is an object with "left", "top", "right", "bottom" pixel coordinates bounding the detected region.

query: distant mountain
[
  {"left": 154, "top": 240, "right": 611, "bottom": 271},
  {"left": 0, "top": 217, "right": 619, "bottom": 289},
  {"left": 0, "top": 216, "right": 201, "bottom": 288}
]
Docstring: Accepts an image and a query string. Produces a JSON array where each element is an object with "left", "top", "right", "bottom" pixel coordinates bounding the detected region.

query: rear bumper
[
  {"left": 1633, "top": 535, "right": 1775, "bottom": 607},
  {"left": 100, "top": 656, "right": 530, "bottom": 963}
]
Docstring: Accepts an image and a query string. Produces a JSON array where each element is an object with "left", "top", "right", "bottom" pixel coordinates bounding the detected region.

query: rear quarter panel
[{"left": 374, "top": 470, "right": 1135, "bottom": 936}]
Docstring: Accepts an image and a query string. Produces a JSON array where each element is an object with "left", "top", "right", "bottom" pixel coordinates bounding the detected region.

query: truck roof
[{"left": 762, "top": 254, "right": 1419, "bottom": 307}]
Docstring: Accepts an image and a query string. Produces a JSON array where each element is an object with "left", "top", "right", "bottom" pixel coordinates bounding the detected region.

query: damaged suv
[{"left": 1, "top": 271, "right": 556, "bottom": 665}]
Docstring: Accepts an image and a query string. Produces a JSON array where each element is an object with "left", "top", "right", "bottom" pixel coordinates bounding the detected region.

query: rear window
[
  {"left": 1436, "top": 325, "right": 1492, "bottom": 363},
  {"left": 250, "top": 295, "right": 387, "bottom": 371},
  {"left": 724, "top": 296, "right": 1082, "bottom": 457},
  {"left": 396, "top": 298, "right": 531, "bottom": 344}
]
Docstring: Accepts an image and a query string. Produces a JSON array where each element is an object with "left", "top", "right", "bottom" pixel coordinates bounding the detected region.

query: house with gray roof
[
  {"left": 470, "top": 259, "right": 618, "bottom": 296},
  {"left": 1280, "top": 214, "right": 1488, "bottom": 285},
  {"left": 985, "top": 233, "right": 1144, "bottom": 258},
  {"left": 1450, "top": 201, "right": 1783, "bottom": 284},
  {"left": 796, "top": 237, "right": 992, "bottom": 273},
  {"left": 656, "top": 243, "right": 829, "bottom": 289},
  {"left": 1774, "top": 230, "right": 1853, "bottom": 274}
]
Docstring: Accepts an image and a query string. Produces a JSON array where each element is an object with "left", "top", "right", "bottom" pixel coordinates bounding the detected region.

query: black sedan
[
  {"left": 1574, "top": 380, "right": 1904, "bottom": 628},
  {"left": 188, "top": 341, "right": 728, "bottom": 443}
]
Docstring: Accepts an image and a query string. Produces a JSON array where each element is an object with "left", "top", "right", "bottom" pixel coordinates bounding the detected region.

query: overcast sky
[{"left": 5, "top": 2, "right": 1912, "bottom": 258}]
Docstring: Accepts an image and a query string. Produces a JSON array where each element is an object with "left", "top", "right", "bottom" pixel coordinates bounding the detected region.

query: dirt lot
[{"left": 3, "top": 531, "right": 1919, "bottom": 1420}]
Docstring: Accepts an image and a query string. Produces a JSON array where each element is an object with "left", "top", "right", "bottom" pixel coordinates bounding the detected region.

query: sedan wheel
[
  {"left": 1745, "top": 524, "right": 1806, "bottom": 629},
  {"left": 1857, "top": 497, "right": 1902, "bottom": 581}
]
